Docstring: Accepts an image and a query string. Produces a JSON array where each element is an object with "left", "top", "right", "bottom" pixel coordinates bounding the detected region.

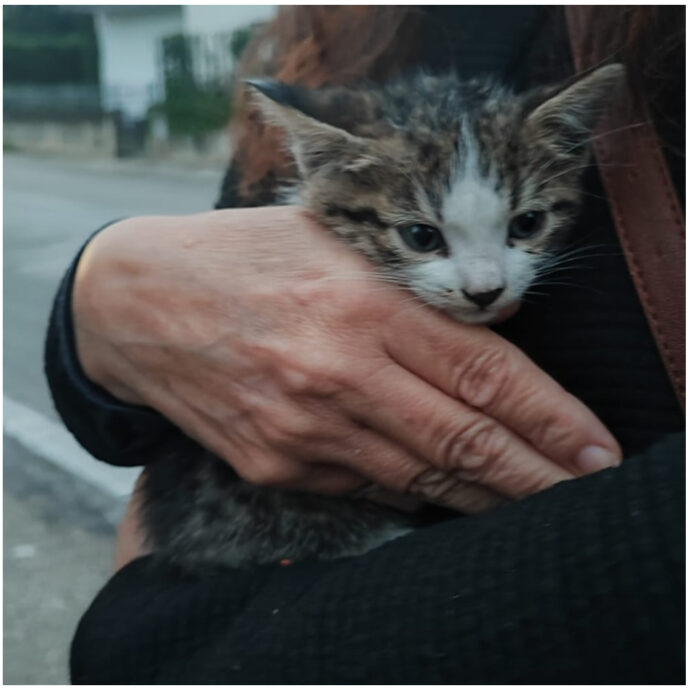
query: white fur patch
[
  {"left": 441, "top": 125, "right": 508, "bottom": 250},
  {"left": 405, "top": 120, "right": 540, "bottom": 322}
]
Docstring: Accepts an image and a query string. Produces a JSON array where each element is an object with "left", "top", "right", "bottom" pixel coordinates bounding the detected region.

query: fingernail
[{"left": 576, "top": 445, "right": 621, "bottom": 474}]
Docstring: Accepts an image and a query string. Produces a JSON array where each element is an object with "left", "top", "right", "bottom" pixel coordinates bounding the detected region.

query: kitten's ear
[
  {"left": 245, "top": 79, "right": 372, "bottom": 176},
  {"left": 524, "top": 63, "right": 626, "bottom": 154}
]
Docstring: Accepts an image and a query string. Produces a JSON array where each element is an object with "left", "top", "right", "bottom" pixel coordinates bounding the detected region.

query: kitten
[{"left": 141, "top": 64, "right": 624, "bottom": 569}]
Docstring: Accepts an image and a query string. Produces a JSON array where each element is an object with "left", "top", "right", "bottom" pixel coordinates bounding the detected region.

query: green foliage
[
  {"left": 153, "top": 77, "right": 230, "bottom": 139},
  {"left": 161, "top": 33, "right": 194, "bottom": 81},
  {"left": 4, "top": 5, "right": 93, "bottom": 36},
  {"left": 230, "top": 27, "right": 252, "bottom": 61},
  {"left": 3, "top": 6, "right": 98, "bottom": 84},
  {"left": 153, "top": 30, "right": 252, "bottom": 138}
]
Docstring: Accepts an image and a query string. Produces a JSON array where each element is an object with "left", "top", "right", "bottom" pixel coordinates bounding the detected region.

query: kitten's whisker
[
  {"left": 559, "top": 121, "right": 648, "bottom": 156},
  {"left": 547, "top": 251, "right": 622, "bottom": 265},
  {"left": 531, "top": 279, "right": 606, "bottom": 296},
  {"left": 547, "top": 240, "right": 617, "bottom": 252},
  {"left": 550, "top": 241, "right": 620, "bottom": 255},
  {"left": 535, "top": 265, "right": 609, "bottom": 282},
  {"left": 539, "top": 249, "right": 622, "bottom": 269},
  {"left": 547, "top": 186, "right": 608, "bottom": 201},
  {"left": 538, "top": 161, "right": 632, "bottom": 188},
  {"left": 537, "top": 252, "right": 622, "bottom": 272},
  {"left": 397, "top": 299, "right": 441, "bottom": 318},
  {"left": 308, "top": 272, "right": 406, "bottom": 287},
  {"left": 540, "top": 243, "right": 621, "bottom": 263},
  {"left": 267, "top": 267, "right": 398, "bottom": 281}
]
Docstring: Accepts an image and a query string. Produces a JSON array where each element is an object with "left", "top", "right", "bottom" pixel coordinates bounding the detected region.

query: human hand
[{"left": 73, "top": 206, "right": 621, "bottom": 513}]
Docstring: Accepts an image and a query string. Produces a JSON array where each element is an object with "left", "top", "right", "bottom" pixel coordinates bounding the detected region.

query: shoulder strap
[{"left": 566, "top": 6, "right": 686, "bottom": 410}]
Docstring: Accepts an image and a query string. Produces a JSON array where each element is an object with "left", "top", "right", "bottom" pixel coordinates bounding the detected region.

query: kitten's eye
[
  {"left": 397, "top": 224, "right": 445, "bottom": 253},
  {"left": 508, "top": 211, "right": 545, "bottom": 240}
]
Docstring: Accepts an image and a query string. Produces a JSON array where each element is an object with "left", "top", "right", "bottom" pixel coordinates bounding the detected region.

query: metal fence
[
  {"left": 3, "top": 28, "right": 253, "bottom": 157},
  {"left": 4, "top": 30, "right": 243, "bottom": 123},
  {"left": 4, "top": 84, "right": 102, "bottom": 120}
]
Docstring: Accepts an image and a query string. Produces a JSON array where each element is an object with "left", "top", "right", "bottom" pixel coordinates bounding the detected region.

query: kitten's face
[
  {"left": 300, "top": 116, "right": 582, "bottom": 324},
  {"left": 249, "top": 66, "right": 623, "bottom": 323}
]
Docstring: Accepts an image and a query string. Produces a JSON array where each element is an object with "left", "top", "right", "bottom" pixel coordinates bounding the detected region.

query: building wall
[
  {"left": 94, "top": 6, "right": 183, "bottom": 119},
  {"left": 94, "top": 6, "right": 275, "bottom": 120},
  {"left": 4, "top": 118, "right": 117, "bottom": 158},
  {"left": 182, "top": 5, "right": 276, "bottom": 34}
]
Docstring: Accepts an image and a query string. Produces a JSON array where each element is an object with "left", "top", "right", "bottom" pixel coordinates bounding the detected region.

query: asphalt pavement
[{"left": 4, "top": 152, "right": 224, "bottom": 684}]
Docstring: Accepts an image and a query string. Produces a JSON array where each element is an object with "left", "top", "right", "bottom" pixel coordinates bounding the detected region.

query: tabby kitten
[{"left": 142, "top": 64, "right": 624, "bottom": 569}]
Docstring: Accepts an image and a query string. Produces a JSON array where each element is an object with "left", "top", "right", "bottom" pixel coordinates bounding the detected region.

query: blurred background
[
  {"left": 3, "top": 5, "right": 276, "bottom": 684},
  {"left": 4, "top": 4, "right": 275, "bottom": 161}
]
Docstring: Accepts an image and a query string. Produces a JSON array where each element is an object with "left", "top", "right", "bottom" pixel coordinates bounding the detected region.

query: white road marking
[{"left": 4, "top": 396, "right": 141, "bottom": 499}]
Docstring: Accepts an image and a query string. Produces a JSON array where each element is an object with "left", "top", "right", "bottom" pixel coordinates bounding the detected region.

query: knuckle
[
  {"left": 261, "top": 410, "right": 320, "bottom": 449},
  {"left": 260, "top": 417, "right": 291, "bottom": 448},
  {"left": 530, "top": 407, "right": 573, "bottom": 451},
  {"left": 451, "top": 346, "right": 512, "bottom": 409},
  {"left": 237, "top": 457, "right": 276, "bottom": 486},
  {"left": 409, "top": 470, "right": 504, "bottom": 513},
  {"left": 437, "top": 419, "right": 507, "bottom": 480},
  {"left": 280, "top": 356, "right": 351, "bottom": 398},
  {"left": 408, "top": 468, "right": 464, "bottom": 503},
  {"left": 238, "top": 453, "right": 298, "bottom": 487}
]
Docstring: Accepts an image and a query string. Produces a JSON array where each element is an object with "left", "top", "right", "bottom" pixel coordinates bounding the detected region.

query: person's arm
[
  {"left": 70, "top": 432, "right": 684, "bottom": 684},
  {"left": 44, "top": 224, "right": 183, "bottom": 466}
]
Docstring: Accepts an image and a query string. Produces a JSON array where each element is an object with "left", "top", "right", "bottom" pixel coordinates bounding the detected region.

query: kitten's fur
[{"left": 142, "top": 65, "right": 624, "bottom": 569}]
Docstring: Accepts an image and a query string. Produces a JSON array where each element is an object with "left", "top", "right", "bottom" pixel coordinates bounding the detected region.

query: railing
[{"left": 4, "top": 84, "right": 102, "bottom": 120}]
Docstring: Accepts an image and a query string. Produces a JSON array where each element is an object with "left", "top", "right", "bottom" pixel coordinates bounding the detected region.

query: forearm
[{"left": 44, "top": 222, "right": 180, "bottom": 466}]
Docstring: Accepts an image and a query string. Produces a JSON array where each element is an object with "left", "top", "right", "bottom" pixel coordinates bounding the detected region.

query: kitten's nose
[{"left": 462, "top": 286, "right": 504, "bottom": 309}]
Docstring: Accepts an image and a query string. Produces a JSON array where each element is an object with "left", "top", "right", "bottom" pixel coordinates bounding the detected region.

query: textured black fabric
[{"left": 71, "top": 433, "right": 685, "bottom": 684}]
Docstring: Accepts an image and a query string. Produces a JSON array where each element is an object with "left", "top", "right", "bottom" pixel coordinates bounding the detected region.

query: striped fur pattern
[{"left": 250, "top": 64, "right": 624, "bottom": 323}]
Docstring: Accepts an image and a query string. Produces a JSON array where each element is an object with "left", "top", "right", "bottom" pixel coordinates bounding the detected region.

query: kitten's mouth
[{"left": 448, "top": 302, "right": 521, "bottom": 325}]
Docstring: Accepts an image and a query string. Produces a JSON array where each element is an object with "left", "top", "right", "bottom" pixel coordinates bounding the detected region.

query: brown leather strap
[{"left": 566, "top": 6, "right": 686, "bottom": 409}]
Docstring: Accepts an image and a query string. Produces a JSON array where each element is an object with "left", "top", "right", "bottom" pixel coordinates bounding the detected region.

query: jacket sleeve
[
  {"left": 43, "top": 225, "right": 184, "bottom": 467},
  {"left": 70, "top": 432, "right": 684, "bottom": 684}
]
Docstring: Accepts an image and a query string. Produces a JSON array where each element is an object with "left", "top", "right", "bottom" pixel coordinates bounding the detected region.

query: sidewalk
[
  {"left": 4, "top": 152, "right": 217, "bottom": 683},
  {"left": 4, "top": 437, "right": 119, "bottom": 684}
]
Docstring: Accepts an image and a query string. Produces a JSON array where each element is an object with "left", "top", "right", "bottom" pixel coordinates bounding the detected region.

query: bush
[
  {"left": 153, "top": 77, "right": 230, "bottom": 139},
  {"left": 3, "top": 6, "right": 98, "bottom": 84},
  {"left": 230, "top": 27, "right": 252, "bottom": 61},
  {"left": 153, "top": 29, "right": 256, "bottom": 139}
]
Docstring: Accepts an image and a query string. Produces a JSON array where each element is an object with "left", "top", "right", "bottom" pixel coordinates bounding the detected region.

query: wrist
[{"left": 72, "top": 219, "right": 146, "bottom": 405}]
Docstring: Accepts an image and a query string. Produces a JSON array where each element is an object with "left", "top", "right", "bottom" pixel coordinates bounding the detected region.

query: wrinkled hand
[{"left": 74, "top": 206, "right": 621, "bottom": 513}]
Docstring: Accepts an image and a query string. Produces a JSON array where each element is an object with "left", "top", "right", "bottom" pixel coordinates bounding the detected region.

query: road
[{"left": 4, "top": 153, "right": 224, "bottom": 684}]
